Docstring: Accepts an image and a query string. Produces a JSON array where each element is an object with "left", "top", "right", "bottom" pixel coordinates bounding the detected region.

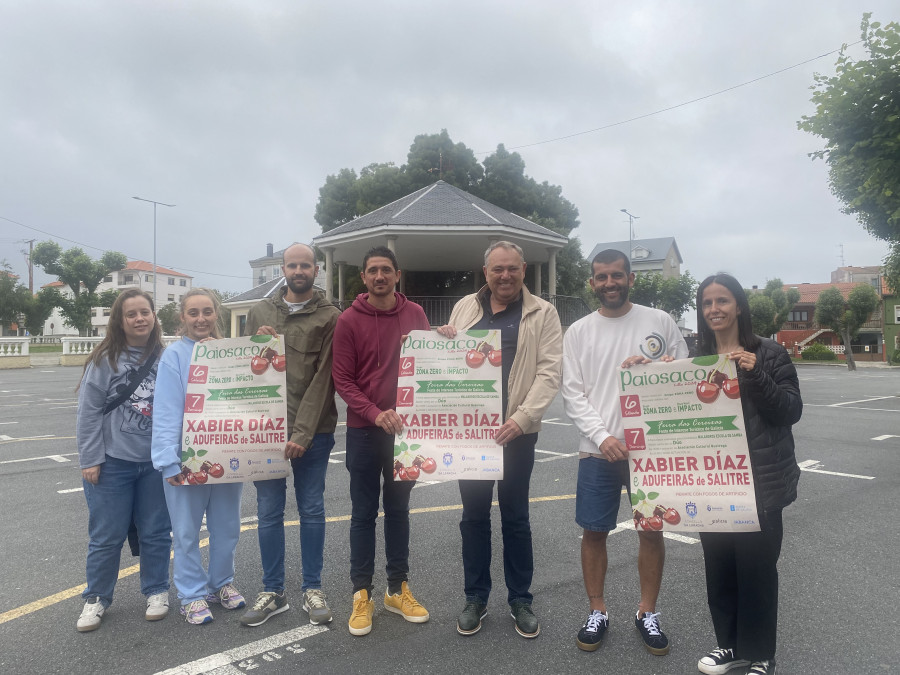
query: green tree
[
  {"left": 0, "top": 265, "right": 27, "bottom": 332},
  {"left": 798, "top": 14, "right": 900, "bottom": 291},
  {"left": 629, "top": 271, "right": 697, "bottom": 319},
  {"left": 814, "top": 284, "right": 880, "bottom": 371},
  {"left": 157, "top": 302, "right": 181, "bottom": 335},
  {"left": 20, "top": 288, "right": 57, "bottom": 336},
  {"left": 748, "top": 279, "right": 800, "bottom": 337},
  {"left": 31, "top": 241, "right": 127, "bottom": 335},
  {"left": 314, "top": 131, "right": 590, "bottom": 297}
]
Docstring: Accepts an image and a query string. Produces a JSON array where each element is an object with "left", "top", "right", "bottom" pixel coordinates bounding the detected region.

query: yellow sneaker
[
  {"left": 348, "top": 589, "right": 374, "bottom": 636},
  {"left": 384, "top": 581, "right": 430, "bottom": 623}
]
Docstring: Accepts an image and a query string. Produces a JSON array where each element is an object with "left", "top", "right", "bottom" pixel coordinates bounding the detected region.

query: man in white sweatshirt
[{"left": 561, "top": 249, "right": 688, "bottom": 656}]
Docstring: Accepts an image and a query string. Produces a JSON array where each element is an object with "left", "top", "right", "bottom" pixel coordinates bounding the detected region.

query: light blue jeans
[
  {"left": 82, "top": 456, "right": 171, "bottom": 607},
  {"left": 254, "top": 433, "right": 334, "bottom": 593},
  {"left": 162, "top": 479, "right": 243, "bottom": 605}
]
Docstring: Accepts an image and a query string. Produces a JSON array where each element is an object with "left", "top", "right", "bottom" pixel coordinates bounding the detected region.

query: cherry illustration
[
  {"left": 208, "top": 463, "right": 225, "bottom": 479},
  {"left": 722, "top": 378, "right": 740, "bottom": 399},
  {"left": 696, "top": 380, "right": 720, "bottom": 404},
  {"left": 406, "top": 464, "right": 420, "bottom": 480},
  {"left": 250, "top": 356, "right": 269, "bottom": 375},
  {"left": 647, "top": 515, "right": 664, "bottom": 531},
  {"left": 421, "top": 457, "right": 437, "bottom": 474},
  {"left": 465, "top": 349, "right": 485, "bottom": 368},
  {"left": 487, "top": 350, "right": 502, "bottom": 367},
  {"left": 193, "top": 470, "right": 208, "bottom": 484},
  {"left": 271, "top": 354, "right": 287, "bottom": 372}
]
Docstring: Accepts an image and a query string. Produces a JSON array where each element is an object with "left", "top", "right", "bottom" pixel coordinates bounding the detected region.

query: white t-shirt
[{"left": 561, "top": 304, "right": 689, "bottom": 455}]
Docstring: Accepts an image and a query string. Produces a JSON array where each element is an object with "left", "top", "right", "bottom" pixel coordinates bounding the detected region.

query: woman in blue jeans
[{"left": 76, "top": 288, "right": 171, "bottom": 632}]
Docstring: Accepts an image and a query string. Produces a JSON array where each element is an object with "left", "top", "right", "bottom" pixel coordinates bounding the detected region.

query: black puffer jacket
[{"left": 737, "top": 337, "right": 802, "bottom": 514}]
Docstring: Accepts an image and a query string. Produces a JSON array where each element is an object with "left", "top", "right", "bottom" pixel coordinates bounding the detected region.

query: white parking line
[
  {"left": 154, "top": 624, "right": 328, "bottom": 675},
  {"left": 57, "top": 487, "right": 83, "bottom": 494},
  {"left": 797, "top": 459, "right": 874, "bottom": 480},
  {"left": 587, "top": 520, "right": 700, "bottom": 544},
  {"left": 829, "top": 395, "right": 897, "bottom": 406},
  {"left": 872, "top": 435, "right": 899, "bottom": 441},
  {"left": 0, "top": 452, "right": 76, "bottom": 465},
  {"left": 0, "top": 422, "right": 19, "bottom": 425}
]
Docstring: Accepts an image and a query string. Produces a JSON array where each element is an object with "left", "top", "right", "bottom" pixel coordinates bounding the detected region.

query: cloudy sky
[{"left": 1, "top": 1, "right": 894, "bottom": 328}]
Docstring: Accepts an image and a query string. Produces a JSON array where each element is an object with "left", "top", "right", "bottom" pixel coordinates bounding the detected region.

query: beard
[
  {"left": 594, "top": 283, "right": 630, "bottom": 310},
  {"left": 286, "top": 275, "right": 314, "bottom": 295}
]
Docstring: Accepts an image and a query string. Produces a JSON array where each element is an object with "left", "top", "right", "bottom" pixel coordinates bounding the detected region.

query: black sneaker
[
  {"left": 509, "top": 601, "right": 540, "bottom": 638},
  {"left": 457, "top": 601, "right": 487, "bottom": 635},
  {"left": 698, "top": 647, "right": 751, "bottom": 674},
  {"left": 634, "top": 610, "right": 669, "bottom": 655},
  {"left": 575, "top": 610, "right": 608, "bottom": 651},
  {"left": 748, "top": 660, "right": 776, "bottom": 675},
  {"left": 239, "top": 591, "right": 289, "bottom": 627}
]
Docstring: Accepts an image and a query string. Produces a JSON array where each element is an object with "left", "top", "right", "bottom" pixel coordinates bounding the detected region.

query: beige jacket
[{"left": 448, "top": 286, "right": 562, "bottom": 434}]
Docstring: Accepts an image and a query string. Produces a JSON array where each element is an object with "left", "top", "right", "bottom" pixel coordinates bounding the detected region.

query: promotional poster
[
  {"left": 620, "top": 355, "right": 760, "bottom": 532},
  {"left": 178, "top": 334, "right": 290, "bottom": 484},
  {"left": 393, "top": 329, "right": 504, "bottom": 481}
]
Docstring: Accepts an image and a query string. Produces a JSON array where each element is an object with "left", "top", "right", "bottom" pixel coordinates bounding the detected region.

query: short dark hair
[
  {"left": 362, "top": 246, "right": 399, "bottom": 271},
  {"left": 696, "top": 273, "right": 761, "bottom": 355},
  {"left": 592, "top": 249, "right": 630, "bottom": 274}
]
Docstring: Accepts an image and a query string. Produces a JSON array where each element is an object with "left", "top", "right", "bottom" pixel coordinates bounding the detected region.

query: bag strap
[{"left": 103, "top": 347, "right": 161, "bottom": 415}]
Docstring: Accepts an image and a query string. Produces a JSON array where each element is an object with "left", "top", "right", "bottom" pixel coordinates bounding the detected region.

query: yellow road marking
[{"left": 0, "top": 494, "right": 578, "bottom": 626}]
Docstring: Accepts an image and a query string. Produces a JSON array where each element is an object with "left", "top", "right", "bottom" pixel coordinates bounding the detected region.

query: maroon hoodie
[{"left": 332, "top": 292, "right": 429, "bottom": 429}]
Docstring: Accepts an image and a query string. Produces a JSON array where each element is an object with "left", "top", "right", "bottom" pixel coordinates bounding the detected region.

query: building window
[
  {"left": 168, "top": 294, "right": 175, "bottom": 302},
  {"left": 145, "top": 275, "right": 151, "bottom": 282},
  {"left": 103, "top": 308, "right": 111, "bottom": 317},
  {"left": 168, "top": 277, "right": 175, "bottom": 285},
  {"left": 124, "top": 274, "right": 134, "bottom": 283},
  {"left": 238, "top": 314, "right": 247, "bottom": 337},
  {"left": 103, "top": 275, "right": 112, "bottom": 283},
  {"left": 895, "top": 305, "right": 900, "bottom": 323},
  {"left": 788, "top": 310, "right": 808, "bottom": 322},
  {"left": 179, "top": 279, "right": 186, "bottom": 287}
]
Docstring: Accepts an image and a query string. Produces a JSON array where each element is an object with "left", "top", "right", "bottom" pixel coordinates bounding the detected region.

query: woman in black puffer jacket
[{"left": 694, "top": 274, "right": 802, "bottom": 675}]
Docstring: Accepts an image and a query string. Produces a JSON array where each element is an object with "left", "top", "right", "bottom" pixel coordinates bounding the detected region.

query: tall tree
[
  {"left": 798, "top": 14, "right": 900, "bottom": 291},
  {"left": 314, "top": 132, "right": 590, "bottom": 298},
  {"left": 157, "top": 302, "right": 181, "bottom": 335},
  {"left": 629, "top": 271, "right": 697, "bottom": 319},
  {"left": 748, "top": 279, "right": 800, "bottom": 337},
  {"left": 814, "top": 284, "right": 880, "bottom": 371},
  {"left": 31, "top": 241, "right": 127, "bottom": 335}
]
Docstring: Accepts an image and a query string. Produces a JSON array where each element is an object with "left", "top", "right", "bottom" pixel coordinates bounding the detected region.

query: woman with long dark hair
[
  {"left": 695, "top": 274, "right": 802, "bottom": 675},
  {"left": 76, "top": 288, "right": 171, "bottom": 631}
]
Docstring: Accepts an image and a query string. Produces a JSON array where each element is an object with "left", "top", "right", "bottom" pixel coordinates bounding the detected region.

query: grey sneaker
[
  {"left": 302, "top": 589, "right": 333, "bottom": 624},
  {"left": 509, "top": 601, "right": 539, "bottom": 638},
  {"left": 76, "top": 597, "right": 105, "bottom": 632},
  {"left": 206, "top": 583, "right": 246, "bottom": 610},
  {"left": 240, "top": 591, "right": 289, "bottom": 627},
  {"left": 145, "top": 592, "right": 169, "bottom": 621}
]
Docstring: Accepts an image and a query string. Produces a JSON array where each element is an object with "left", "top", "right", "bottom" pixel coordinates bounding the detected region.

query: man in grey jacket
[
  {"left": 239, "top": 243, "right": 341, "bottom": 627},
  {"left": 438, "top": 241, "right": 562, "bottom": 639}
]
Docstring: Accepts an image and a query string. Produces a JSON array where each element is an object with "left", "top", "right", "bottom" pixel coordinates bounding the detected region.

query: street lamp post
[
  {"left": 133, "top": 196, "right": 175, "bottom": 303},
  {"left": 620, "top": 209, "right": 639, "bottom": 262}
]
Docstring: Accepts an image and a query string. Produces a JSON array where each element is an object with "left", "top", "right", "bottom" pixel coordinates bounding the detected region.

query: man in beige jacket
[{"left": 437, "top": 241, "right": 562, "bottom": 639}]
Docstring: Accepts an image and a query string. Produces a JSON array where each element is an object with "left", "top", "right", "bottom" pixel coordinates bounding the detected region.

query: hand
[
  {"left": 166, "top": 474, "right": 184, "bottom": 486},
  {"left": 599, "top": 436, "right": 629, "bottom": 462},
  {"left": 256, "top": 326, "right": 277, "bottom": 336},
  {"left": 81, "top": 466, "right": 101, "bottom": 485},
  {"left": 494, "top": 419, "right": 523, "bottom": 446},
  {"left": 660, "top": 355, "right": 675, "bottom": 363},
  {"left": 621, "top": 355, "right": 652, "bottom": 368},
  {"left": 375, "top": 409, "right": 403, "bottom": 435},
  {"left": 284, "top": 441, "right": 307, "bottom": 459},
  {"left": 435, "top": 324, "right": 457, "bottom": 338},
  {"left": 727, "top": 348, "right": 756, "bottom": 372}
]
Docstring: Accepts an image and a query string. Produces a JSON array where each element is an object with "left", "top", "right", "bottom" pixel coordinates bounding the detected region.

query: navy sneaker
[
  {"left": 635, "top": 610, "right": 669, "bottom": 655},
  {"left": 576, "top": 610, "right": 608, "bottom": 651}
]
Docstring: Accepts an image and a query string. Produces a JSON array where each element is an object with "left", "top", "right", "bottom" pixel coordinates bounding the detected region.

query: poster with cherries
[
  {"left": 393, "top": 329, "right": 504, "bottom": 482},
  {"left": 619, "top": 354, "right": 760, "bottom": 532},
  {"left": 178, "top": 334, "right": 290, "bottom": 484}
]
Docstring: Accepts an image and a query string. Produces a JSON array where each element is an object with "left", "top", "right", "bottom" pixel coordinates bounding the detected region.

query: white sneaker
[
  {"left": 77, "top": 598, "right": 105, "bottom": 632},
  {"left": 145, "top": 592, "right": 170, "bottom": 621}
]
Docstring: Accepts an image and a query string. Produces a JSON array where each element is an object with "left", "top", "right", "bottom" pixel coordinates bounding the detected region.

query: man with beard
[
  {"left": 240, "top": 243, "right": 341, "bottom": 627},
  {"left": 561, "top": 249, "right": 687, "bottom": 656}
]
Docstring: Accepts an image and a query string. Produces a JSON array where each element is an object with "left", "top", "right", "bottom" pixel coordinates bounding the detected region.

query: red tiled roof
[
  {"left": 125, "top": 261, "right": 191, "bottom": 277},
  {"left": 783, "top": 282, "right": 864, "bottom": 303}
]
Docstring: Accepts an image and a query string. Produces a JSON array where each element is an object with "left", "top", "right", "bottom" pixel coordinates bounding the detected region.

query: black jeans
[
  {"left": 458, "top": 433, "right": 537, "bottom": 605},
  {"left": 699, "top": 509, "right": 784, "bottom": 661},
  {"left": 346, "top": 427, "right": 415, "bottom": 594}
]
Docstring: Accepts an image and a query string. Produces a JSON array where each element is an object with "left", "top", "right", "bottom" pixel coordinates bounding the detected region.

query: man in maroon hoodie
[{"left": 332, "top": 246, "right": 431, "bottom": 636}]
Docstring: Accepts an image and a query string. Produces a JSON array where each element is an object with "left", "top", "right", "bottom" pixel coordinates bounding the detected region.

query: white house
[{"left": 587, "top": 237, "right": 683, "bottom": 279}]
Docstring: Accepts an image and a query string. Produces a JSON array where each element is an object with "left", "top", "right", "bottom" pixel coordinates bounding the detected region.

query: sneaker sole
[
  {"left": 302, "top": 602, "right": 333, "bottom": 625},
  {"left": 457, "top": 609, "right": 487, "bottom": 636},
  {"left": 643, "top": 642, "right": 670, "bottom": 656},
  {"left": 698, "top": 660, "right": 751, "bottom": 675},
  {"left": 76, "top": 621, "right": 102, "bottom": 633},
  {"left": 383, "top": 602, "right": 430, "bottom": 623},
  {"left": 348, "top": 621, "right": 372, "bottom": 636},
  {"left": 240, "top": 603, "right": 290, "bottom": 627},
  {"left": 576, "top": 636, "right": 604, "bottom": 651},
  {"left": 145, "top": 610, "right": 168, "bottom": 621}
]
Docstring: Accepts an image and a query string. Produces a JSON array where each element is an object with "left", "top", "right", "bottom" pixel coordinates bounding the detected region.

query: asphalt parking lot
[{"left": 0, "top": 363, "right": 897, "bottom": 674}]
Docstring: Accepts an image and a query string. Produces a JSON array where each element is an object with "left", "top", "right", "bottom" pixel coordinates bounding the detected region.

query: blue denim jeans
[
  {"left": 346, "top": 427, "right": 414, "bottom": 594},
  {"left": 83, "top": 456, "right": 172, "bottom": 607},
  {"left": 458, "top": 433, "right": 536, "bottom": 605},
  {"left": 254, "top": 432, "right": 335, "bottom": 593}
]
